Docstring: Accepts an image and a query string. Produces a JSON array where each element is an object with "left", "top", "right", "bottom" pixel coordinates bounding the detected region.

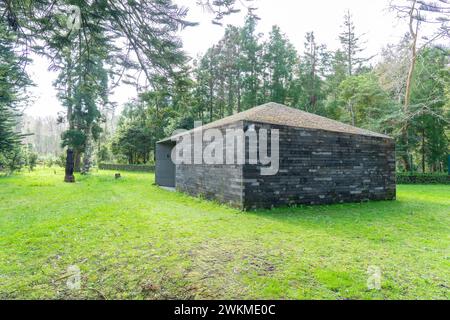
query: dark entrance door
[{"left": 155, "top": 142, "right": 176, "bottom": 187}]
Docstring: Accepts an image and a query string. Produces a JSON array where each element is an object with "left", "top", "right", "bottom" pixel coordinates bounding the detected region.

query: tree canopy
[{"left": 1, "top": 1, "right": 448, "bottom": 173}]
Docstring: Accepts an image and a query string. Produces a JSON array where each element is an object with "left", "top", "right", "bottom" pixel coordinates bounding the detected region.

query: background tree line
[
  {"left": 112, "top": 7, "right": 449, "bottom": 173},
  {"left": 0, "top": 0, "right": 448, "bottom": 174}
]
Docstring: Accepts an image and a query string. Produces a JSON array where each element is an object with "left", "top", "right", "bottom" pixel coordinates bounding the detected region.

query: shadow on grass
[
  {"left": 239, "top": 198, "right": 450, "bottom": 246},
  {"left": 246, "top": 198, "right": 432, "bottom": 226}
]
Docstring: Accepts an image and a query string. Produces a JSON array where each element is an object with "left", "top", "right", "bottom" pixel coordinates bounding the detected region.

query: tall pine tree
[{"left": 0, "top": 19, "right": 31, "bottom": 170}]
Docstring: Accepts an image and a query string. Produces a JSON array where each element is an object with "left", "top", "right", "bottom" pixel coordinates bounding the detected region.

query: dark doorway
[{"left": 155, "top": 142, "right": 176, "bottom": 188}]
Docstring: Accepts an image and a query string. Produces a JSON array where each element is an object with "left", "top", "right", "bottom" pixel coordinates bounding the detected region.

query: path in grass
[{"left": 0, "top": 168, "right": 449, "bottom": 299}]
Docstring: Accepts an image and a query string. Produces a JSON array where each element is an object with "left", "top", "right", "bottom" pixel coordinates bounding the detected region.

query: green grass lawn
[{"left": 0, "top": 167, "right": 449, "bottom": 300}]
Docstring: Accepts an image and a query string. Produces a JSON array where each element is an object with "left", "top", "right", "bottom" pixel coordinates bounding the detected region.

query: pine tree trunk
[
  {"left": 422, "top": 127, "right": 426, "bottom": 173},
  {"left": 399, "top": 133, "right": 411, "bottom": 172},
  {"left": 74, "top": 151, "right": 81, "bottom": 172},
  {"left": 64, "top": 149, "right": 75, "bottom": 183},
  {"left": 348, "top": 31, "right": 352, "bottom": 76},
  {"left": 64, "top": 50, "right": 76, "bottom": 178},
  {"left": 81, "top": 124, "right": 93, "bottom": 174},
  {"left": 237, "top": 68, "right": 242, "bottom": 113},
  {"left": 209, "top": 79, "right": 213, "bottom": 122},
  {"left": 401, "top": 0, "right": 419, "bottom": 174},
  {"left": 348, "top": 101, "right": 355, "bottom": 126},
  {"left": 227, "top": 74, "right": 234, "bottom": 116}
]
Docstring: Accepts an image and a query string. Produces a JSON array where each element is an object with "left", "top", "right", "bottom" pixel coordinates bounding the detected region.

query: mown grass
[{"left": 0, "top": 167, "right": 448, "bottom": 300}]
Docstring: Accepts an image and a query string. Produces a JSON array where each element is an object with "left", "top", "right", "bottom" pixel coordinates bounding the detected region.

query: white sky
[{"left": 25, "top": 0, "right": 430, "bottom": 117}]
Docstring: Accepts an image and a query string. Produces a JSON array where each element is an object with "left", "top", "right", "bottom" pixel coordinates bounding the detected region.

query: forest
[{"left": 0, "top": 0, "right": 449, "bottom": 174}]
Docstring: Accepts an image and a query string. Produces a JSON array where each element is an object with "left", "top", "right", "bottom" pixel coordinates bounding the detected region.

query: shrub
[
  {"left": 0, "top": 146, "right": 26, "bottom": 174},
  {"left": 397, "top": 173, "right": 449, "bottom": 184},
  {"left": 98, "top": 163, "right": 154, "bottom": 172},
  {"left": 27, "top": 152, "right": 38, "bottom": 171}
]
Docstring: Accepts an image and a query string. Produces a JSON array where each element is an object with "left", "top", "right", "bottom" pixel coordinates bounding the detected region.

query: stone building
[{"left": 156, "top": 102, "right": 396, "bottom": 209}]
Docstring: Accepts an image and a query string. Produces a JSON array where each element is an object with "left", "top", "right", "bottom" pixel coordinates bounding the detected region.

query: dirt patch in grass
[{"left": 174, "top": 238, "right": 284, "bottom": 299}]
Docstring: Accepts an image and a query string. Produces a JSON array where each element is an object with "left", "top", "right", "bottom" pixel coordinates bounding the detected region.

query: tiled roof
[{"left": 159, "top": 102, "right": 391, "bottom": 142}]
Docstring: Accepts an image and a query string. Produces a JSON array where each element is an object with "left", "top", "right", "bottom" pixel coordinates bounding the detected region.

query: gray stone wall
[
  {"left": 172, "top": 120, "right": 396, "bottom": 210},
  {"left": 242, "top": 121, "right": 396, "bottom": 209},
  {"left": 175, "top": 121, "right": 245, "bottom": 209}
]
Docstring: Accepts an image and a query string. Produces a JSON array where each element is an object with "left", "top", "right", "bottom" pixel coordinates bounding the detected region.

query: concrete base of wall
[{"left": 160, "top": 186, "right": 176, "bottom": 192}]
